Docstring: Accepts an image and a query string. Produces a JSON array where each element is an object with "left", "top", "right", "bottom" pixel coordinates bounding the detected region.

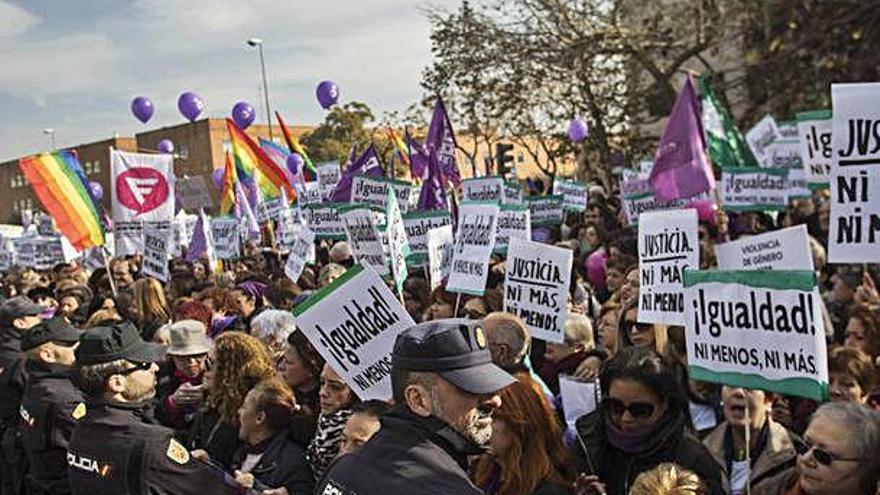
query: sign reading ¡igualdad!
[
  {"left": 293, "top": 264, "right": 416, "bottom": 401},
  {"left": 683, "top": 270, "right": 828, "bottom": 401}
]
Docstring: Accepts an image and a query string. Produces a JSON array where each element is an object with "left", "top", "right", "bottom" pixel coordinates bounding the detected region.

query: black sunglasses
[
  {"left": 120, "top": 361, "right": 153, "bottom": 375},
  {"left": 797, "top": 440, "right": 860, "bottom": 466},
  {"left": 623, "top": 320, "right": 653, "bottom": 334},
  {"left": 604, "top": 397, "right": 656, "bottom": 419}
]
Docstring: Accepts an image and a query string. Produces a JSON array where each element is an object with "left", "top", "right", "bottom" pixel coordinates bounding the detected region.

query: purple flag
[
  {"left": 649, "top": 75, "right": 714, "bottom": 202},
  {"left": 425, "top": 98, "right": 460, "bottom": 186},
  {"left": 406, "top": 130, "right": 429, "bottom": 180},
  {"left": 417, "top": 153, "right": 449, "bottom": 211},
  {"left": 185, "top": 210, "right": 208, "bottom": 262},
  {"left": 329, "top": 144, "right": 383, "bottom": 202}
]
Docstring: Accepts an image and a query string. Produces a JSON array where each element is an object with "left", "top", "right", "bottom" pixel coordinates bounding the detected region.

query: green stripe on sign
[
  {"left": 689, "top": 365, "right": 828, "bottom": 402},
  {"left": 292, "top": 264, "right": 365, "bottom": 317},
  {"left": 795, "top": 109, "right": 831, "bottom": 121},
  {"left": 722, "top": 204, "right": 787, "bottom": 212},
  {"left": 682, "top": 269, "right": 816, "bottom": 291}
]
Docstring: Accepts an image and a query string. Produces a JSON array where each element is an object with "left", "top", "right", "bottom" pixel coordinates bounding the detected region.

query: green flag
[{"left": 698, "top": 76, "right": 759, "bottom": 169}]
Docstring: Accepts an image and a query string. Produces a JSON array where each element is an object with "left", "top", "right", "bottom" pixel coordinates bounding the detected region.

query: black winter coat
[{"left": 230, "top": 428, "right": 313, "bottom": 495}]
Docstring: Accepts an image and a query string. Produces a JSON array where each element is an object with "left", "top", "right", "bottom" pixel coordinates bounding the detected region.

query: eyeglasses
[
  {"left": 797, "top": 440, "right": 860, "bottom": 466},
  {"left": 604, "top": 397, "right": 656, "bottom": 419},
  {"left": 623, "top": 320, "right": 653, "bottom": 334},
  {"left": 120, "top": 362, "right": 153, "bottom": 376}
]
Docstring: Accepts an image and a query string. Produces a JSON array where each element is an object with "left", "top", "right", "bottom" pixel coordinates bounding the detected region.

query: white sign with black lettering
[
  {"left": 284, "top": 225, "right": 316, "bottom": 283},
  {"left": 210, "top": 217, "right": 240, "bottom": 260},
  {"left": 427, "top": 225, "right": 454, "bottom": 291},
  {"left": 766, "top": 140, "right": 810, "bottom": 199},
  {"left": 317, "top": 162, "right": 341, "bottom": 199},
  {"left": 715, "top": 224, "right": 813, "bottom": 271},
  {"left": 796, "top": 110, "right": 832, "bottom": 188},
  {"left": 462, "top": 176, "right": 504, "bottom": 203},
  {"left": 351, "top": 176, "right": 412, "bottom": 214},
  {"left": 503, "top": 181, "right": 523, "bottom": 205},
  {"left": 494, "top": 205, "right": 531, "bottom": 253},
  {"left": 552, "top": 179, "right": 589, "bottom": 212},
  {"left": 447, "top": 203, "right": 499, "bottom": 295},
  {"left": 142, "top": 223, "right": 170, "bottom": 282},
  {"left": 720, "top": 168, "right": 788, "bottom": 212},
  {"left": 305, "top": 204, "right": 347, "bottom": 240},
  {"left": 746, "top": 114, "right": 782, "bottom": 167},
  {"left": 526, "top": 195, "right": 564, "bottom": 225},
  {"left": 341, "top": 207, "right": 388, "bottom": 276},
  {"left": 403, "top": 211, "right": 451, "bottom": 266}
]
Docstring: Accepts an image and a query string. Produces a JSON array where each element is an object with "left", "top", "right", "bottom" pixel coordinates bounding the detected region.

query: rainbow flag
[
  {"left": 226, "top": 118, "right": 295, "bottom": 201},
  {"left": 275, "top": 112, "right": 317, "bottom": 181},
  {"left": 219, "top": 152, "right": 236, "bottom": 216},
  {"left": 388, "top": 128, "right": 411, "bottom": 169},
  {"left": 18, "top": 150, "right": 104, "bottom": 251}
]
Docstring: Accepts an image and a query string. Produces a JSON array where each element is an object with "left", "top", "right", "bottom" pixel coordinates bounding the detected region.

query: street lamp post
[
  {"left": 43, "top": 128, "right": 56, "bottom": 150},
  {"left": 246, "top": 38, "right": 273, "bottom": 140}
]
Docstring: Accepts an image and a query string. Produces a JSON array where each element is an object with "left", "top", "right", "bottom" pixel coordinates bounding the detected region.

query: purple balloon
[
  {"left": 316, "top": 80, "right": 339, "bottom": 109},
  {"left": 568, "top": 118, "right": 589, "bottom": 143},
  {"left": 688, "top": 199, "right": 718, "bottom": 225},
  {"left": 212, "top": 168, "right": 225, "bottom": 189},
  {"left": 89, "top": 181, "right": 103, "bottom": 200},
  {"left": 178, "top": 92, "right": 204, "bottom": 122},
  {"left": 131, "top": 96, "right": 154, "bottom": 124},
  {"left": 231, "top": 101, "right": 255, "bottom": 129},
  {"left": 157, "top": 139, "right": 174, "bottom": 154},
  {"left": 287, "top": 153, "right": 304, "bottom": 176}
]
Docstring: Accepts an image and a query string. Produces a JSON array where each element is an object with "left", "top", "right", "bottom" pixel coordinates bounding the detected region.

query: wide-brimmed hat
[{"left": 167, "top": 320, "right": 211, "bottom": 356}]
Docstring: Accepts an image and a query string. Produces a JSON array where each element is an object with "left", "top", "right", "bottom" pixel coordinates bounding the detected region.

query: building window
[
  {"left": 93, "top": 160, "right": 101, "bottom": 174},
  {"left": 517, "top": 153, "right": 525, "bottom": 163},
  {"left": 84, "top": 161, "right": 92, "bottom": 174},
  {"left": 10, "top": 178, "right": 15, "bottom": 189},
  {"left": 222, "top": 140, "right": 232, "bottom": 154},
  {"left": 26, "top": 199, "right": 32, "bottom": 209},
  {"left": 178, "top": 144, "right": 189, "bottom": 160}
]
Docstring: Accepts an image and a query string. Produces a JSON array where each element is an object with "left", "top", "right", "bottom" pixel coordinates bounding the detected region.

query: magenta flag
[
  {"left": 649, "top": 75, "right": 714, "bottom": 202},
  {"left": 425, "top": 98, "right": 461, "bottom": 186}
]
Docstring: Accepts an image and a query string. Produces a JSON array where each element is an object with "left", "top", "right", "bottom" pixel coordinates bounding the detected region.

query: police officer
[
  {"left": 19, "top": 317, "right": 83, "bottom": 495},
  {"left": 0, "top": 296, "right": 45, "bottom": 495},
  {"left": 317, "top": 319, "right": 517, "bottom": 495},
  {"left": 67, "top": 322, "right": 239, "bottom": 495}
]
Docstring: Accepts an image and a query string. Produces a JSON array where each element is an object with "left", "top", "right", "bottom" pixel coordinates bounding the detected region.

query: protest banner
[
  {"left": 317, "top": 161, "right": 341, "bottom": 199},
  {"left": 296, "top": 181, "right": 322, "bottom": 206},
  {"left": 111, "top": 150, "right": 175, "bottom": 255},
  {"left": 715, "top": 224, "right": 813, "bottom": 271},
  {"left": 402, "top": 210, "right": 452, "bottom": 266},
  {"left": 386, "top": 190, "right": 411, "bottom": 295},
  {"left": 427, "top": 225, "right": 454, "bottom": 291},
  {"left": 526, "top": 195, "right": 564, "bottom": 226},
  {"left": 503, "top": 237, "right": 572, "bottom": 343},
  {"left": 447, "top": 202, "right": 499, "bottom": 295},
  {"left": 0, "top": 248, "right": 11, "bottom": 273},
  {"left": 351, "top": 175, "right": 412, "bottom": 214},
  {"left": 341, "top": 206, "right": 389, "bottom": 276},
  {"left": 552, "top": 179, "right": 589, "bottom": 212},
  {"left": 255, "top": 197, "right": 285, "bottom": 224},
  {"left": 620, "top": 174, "right": 652, "bottom": 198},
  {"left": 175, "top": 176, "right": 214, "bottom": 210},
  {"left": 503, "top": 181, "right": 523, "bottom": 205},
  {"left": 638, "top": 208, "right": 699, "bottom": 325},
  {"left": 559, "top": 376, "right": 598, "bottom": 430},
  {"left": 766, "top": 139, "right": 810, "bottom": 199},
  {"left": 292, "top": 264, "right": 416, "bottom": 400},
  {"left": 142, "top": 223, "right": 170, "bottom": 282},
  {"left": 304, "top": 203, "right": 347, "bottom": 240},
  {"left": 494, "top": 204, "right": 531, "bottom": 254},
  {"left": 284, "top": 225, "right": 316, "bottom": 283},
  {"left": 461, "top": 176, "right": 504, "bottom": 203},
  {"left": 683, "top": 270, "right": 828, "bottom": 401},
  {"left": 828, "top": 83, "right": 880, "bottom": 263},
  {"left": 33, "top": 237, "right": 68, "bottom": 271},
  {"left": 210, "top": 217, "right": 240, "bottom": 260},
  {"left": 720, "top": 167, "right": 788, "bottom": 212},
  {"left": 408, "top": 183, "right": 422, "bottom": 212},
  {"left": 15, "top": 237, "right": 35, "bottom": 268},
  {"left": 746, "top": 114, "right": 782, "bottom": 167},
  {"left": 796, "top": 110, "right": 832, "bottom": 189}
]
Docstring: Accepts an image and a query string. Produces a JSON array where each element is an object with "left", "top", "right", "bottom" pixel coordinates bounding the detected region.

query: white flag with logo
[{"left": 111, "top": 150, "right": 175, "bottom": 255}]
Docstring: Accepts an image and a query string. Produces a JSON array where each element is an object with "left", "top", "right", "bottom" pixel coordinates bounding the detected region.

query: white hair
[{"left": 250, "top": 310, "right": 296, "bottom": 344}]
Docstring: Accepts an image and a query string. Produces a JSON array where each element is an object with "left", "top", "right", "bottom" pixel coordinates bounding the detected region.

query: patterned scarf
[{"left": 307, "top": 408, "right": 352, "bottom": 478}]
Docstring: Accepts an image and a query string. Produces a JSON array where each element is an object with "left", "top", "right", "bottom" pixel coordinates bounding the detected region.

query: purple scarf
[{"left": 604, "top": 413, "right": 661, "bottom": 454}]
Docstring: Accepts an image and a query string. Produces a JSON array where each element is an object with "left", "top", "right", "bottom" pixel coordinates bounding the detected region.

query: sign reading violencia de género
[{"left": 683, "top": 270, "right": 828, "bottom": 401}]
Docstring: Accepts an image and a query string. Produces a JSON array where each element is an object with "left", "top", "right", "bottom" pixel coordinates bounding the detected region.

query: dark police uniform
[
  {"left": 317, "top": 319, "right": 516, "bottom": 495},
  {"left": 67, "top": 322, "right": 239, "bottom": 495}
]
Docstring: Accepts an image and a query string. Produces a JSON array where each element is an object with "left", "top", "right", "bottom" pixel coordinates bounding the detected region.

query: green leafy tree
[{"left": 300, "top": 101, "right": 375, "bottom": 165}]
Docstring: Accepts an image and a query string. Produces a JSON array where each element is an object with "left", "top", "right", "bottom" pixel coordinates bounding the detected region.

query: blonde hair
[
  {"left": 629, "top": 463, "right": 705, "bottom": 495},
  {"left": 133, "top": 278, "right": 170, "bottom": 325},
  {"left": 564, "top": 312, "right": 594, "bottom": 349}
]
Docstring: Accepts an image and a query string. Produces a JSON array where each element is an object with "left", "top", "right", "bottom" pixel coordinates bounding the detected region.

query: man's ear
[
  {"left": 37, "top": 345, "right": 56, "bottom": 364},
  {"left": 404, "top": 384, "right": 433, "bottom": 418},
  {"left": 255, "top": 410, "right": 267, "bottom": 426},
  {"left": 107, "top": 374, "right": 127, "bottom": 394}
]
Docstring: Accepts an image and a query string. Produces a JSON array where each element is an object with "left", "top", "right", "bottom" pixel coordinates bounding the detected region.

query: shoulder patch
[
  {"left": 72, "top": 403, "right": 86, "bottom": 420},
  {"left": 166, "top": 438, "right": 190, "bottom": 465}
]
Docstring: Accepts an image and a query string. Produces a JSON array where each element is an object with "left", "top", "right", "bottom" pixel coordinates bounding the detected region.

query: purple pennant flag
[
  {"left": 235, "top": 181, "right": 259, "bottom": 238},
  {"left": 329, "top": 144, "right": 383, "bottom": 202},
  {"left": 649, "top": 75, "right": 714, "bottom": 202},
  {"left": 425, "top": 98, "right": 461, "bottom": 186},
  {"left": 417, "top": 153, "right": 449, "bottom": 211},
  {"left": 185, "top": 211, "right": 207, "bottom": 262},
  {"left": 406, "top": 130, "right": 429, "bottom": 180}
]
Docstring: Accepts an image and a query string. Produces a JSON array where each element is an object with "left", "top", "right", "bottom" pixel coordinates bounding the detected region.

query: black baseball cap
[
  {"left": 392, "top": 319, "right": 516, "bottom": 395},
  {"left": 76, "top": 321, "right": 166, "bottom": 366},
  {"left": 21, "top": 317, "right": 80, "bottom": 351},
  {"left": 0, "top": 296, "right": 44, "bottom": 327}
]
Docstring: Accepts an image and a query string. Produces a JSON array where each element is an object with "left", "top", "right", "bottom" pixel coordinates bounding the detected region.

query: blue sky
[{"left": 0, "top": 0, "right": 457, "bottom": 161}]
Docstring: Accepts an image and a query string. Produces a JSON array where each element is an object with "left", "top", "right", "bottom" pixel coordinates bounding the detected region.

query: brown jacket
[{"left": 703, "top": 420, "right": 799, "bottom": 495}]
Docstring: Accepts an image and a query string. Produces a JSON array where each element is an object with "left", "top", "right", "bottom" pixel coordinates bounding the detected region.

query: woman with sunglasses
[
  {"left": 571, "top": 347, "right": 724, "bottom": 495},
  {"left": 617, "top": 299, "right": 667, "bottom": 356},
  {"left": 779, "top": 401, "right": 880, "bottom": 495}
]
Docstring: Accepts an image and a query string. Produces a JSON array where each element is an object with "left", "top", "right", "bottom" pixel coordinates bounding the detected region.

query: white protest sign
[
  {"left": 15, "top": 238, "right": 35, "bottom": 268},
  {"left": 33, "top": 237, "right": 71, "bottom": 270},
  {"left": 296, "top": 181, "right": 323, "bottom": 206},
  {"left": 552, "top": 179, "right": 589, "bottom": 212},
  {"left": 715, "top": 225, "right": 813, "bottom": 271},
  {"left": 284, "top": 225, "right": 316, "bottom": 283},
  {"left": 638, "top": 208, "right": 699, "bottom": 325},
  {"left": 447, "top": 202, "right": 499, "bottom": 295},
  {"left": 462, "top": 176, "right": 504, "bottom": 203},
  {"left": 292, "top": 264, "right": 416, "bottom": 400},
  {"left": 683, "top": 270, "right": 828, "bottom": 401},
  {"left": 503, "top": 237, "right": 572, "bottom": 343},
  {"left": 620, "top": 174, "right": 652, "bottom": 198},
  {"left": 559, "top": 376, "right": 598, "bottom": 430},
  {"left": 828, "top": 83, "right": 880, "bottom": 263},
  {"left": 427, "top": 225, "right": 454, "bottom": 291},
  {"left": 317, "top": 162, "right": 341, "bottom": 199},
  {"left": 526, "top": 195, "right": 564, "bottom": 225},
  {"left": 796, "top": 110, "right": 832, "bottom": 189},
  {"left": 351, "top": 175, "right": 412, "bottom": 214},
  {"left": 111, "top": 150, "right": 175, "bottom": 256},
  {"left": 255, "top": 197, "right": 284, "bottom": 224},
  {"left": 341, "top": 206, "right": 388, "bottom": 276},
  {"left": 720, "top": 167, "right": 788, "bottom": 212},
  {"left": 494, "top": 204, "right": 531, "bottom": 253},
  {"left": 503, "top": 181, "right": 523, "bottom": 205},
  {"left": 386, "top": 190, "right": 411, "bottom": 295},
  {"left": 175, "top": 176, "right": 214, "bottom": 210},
  {"left": 766, "top": 140, "right": 810, "bottom": 199},
  {"left": 210, "top": 217, "right": 240, "bottom": 260},
  {"left": 305, "top": 203, "right": 347, "bottom": 240},
  {"left": 142, "top": 223, "right": 170, "bottom": 282},
  {"left": 746, "top": 114, "right": 782, "bottom": 166},
  {"left": 402, "top": 211, "right": 452, "bottom": 266}
]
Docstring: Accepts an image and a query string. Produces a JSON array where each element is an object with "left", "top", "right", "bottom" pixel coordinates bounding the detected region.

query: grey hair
[
  {"left": 78, "top": 359, "right": 129, "bottom": 397},
  {"left": 812, "top": 402, "right": 880, "bottom": 490},
  {"left": 250, "top": 310, "right": 296, "bottom": 344},
  {"left": 391, "top": 369, "right": 436, "bottom": 404}
]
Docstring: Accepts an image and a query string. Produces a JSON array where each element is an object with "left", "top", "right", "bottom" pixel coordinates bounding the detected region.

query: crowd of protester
[{"left": 0, "top": 185, "right": 878, "bottom": 495}]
